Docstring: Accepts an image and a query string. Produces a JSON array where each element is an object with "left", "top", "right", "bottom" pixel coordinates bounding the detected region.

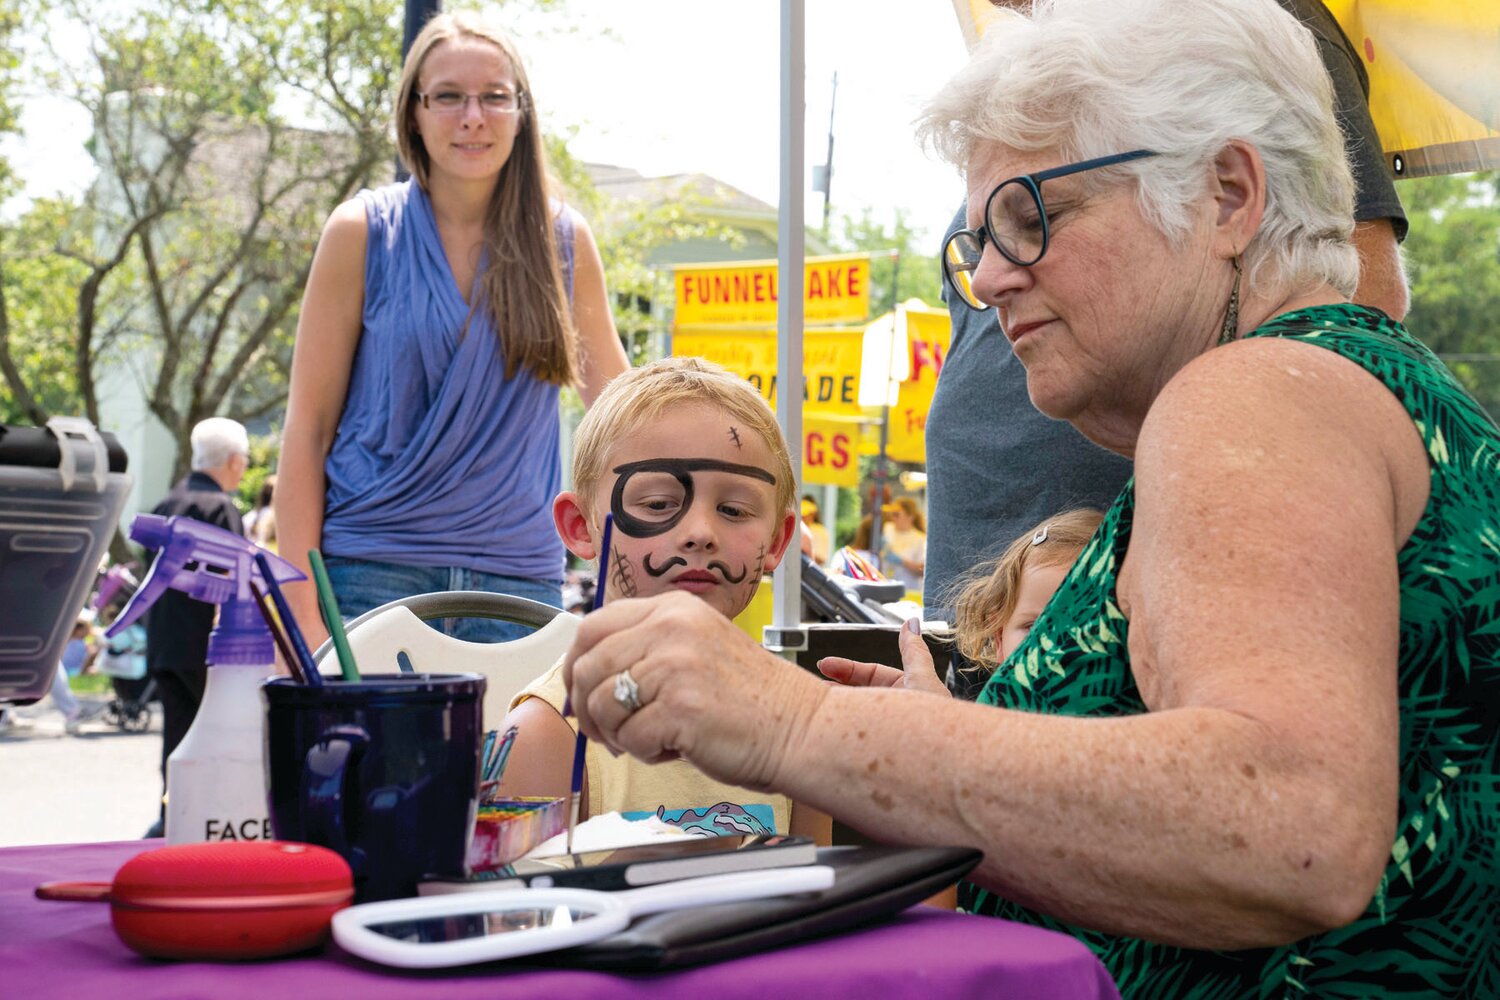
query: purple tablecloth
[{"left": 0, "top": 840, "right": 1120, "bottom": 999}]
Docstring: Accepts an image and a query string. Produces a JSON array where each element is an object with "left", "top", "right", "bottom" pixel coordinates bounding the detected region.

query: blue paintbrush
[{"left": 564, "top": 513, "right": 612, "bottom": 855}]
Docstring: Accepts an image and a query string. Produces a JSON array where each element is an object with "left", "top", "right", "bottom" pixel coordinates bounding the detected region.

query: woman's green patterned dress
[{"left": 960, "top": 305, "right": 1498, "bottom": 998}]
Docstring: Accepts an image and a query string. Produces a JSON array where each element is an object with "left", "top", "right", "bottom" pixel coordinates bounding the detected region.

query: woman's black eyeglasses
[{"left": 943, "top": 149, "right": 1158, "bottom": 310}]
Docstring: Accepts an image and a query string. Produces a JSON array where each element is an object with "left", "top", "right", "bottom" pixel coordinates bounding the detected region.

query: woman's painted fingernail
[{"left": 904, "top": 617, "right": 921, "bottom": 636}]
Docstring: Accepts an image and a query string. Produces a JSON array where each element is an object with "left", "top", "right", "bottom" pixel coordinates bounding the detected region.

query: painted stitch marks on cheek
[
  {"left": 736, "top": 543, "right": 766, "bottom": 602},
  {"left": 610, "top": 548, "right": 637, "bottom": 598},
  {"left": 728, "top": 426, "right": 742, "bottom": 449}
]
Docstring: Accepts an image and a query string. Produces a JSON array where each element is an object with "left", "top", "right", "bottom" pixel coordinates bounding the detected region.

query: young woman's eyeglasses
[
  {"left": 942, "top": 149, "right": 1157, "bottom": 310},
  {"left": 416, "top": 90, "right": 524, "bottom": 116}
]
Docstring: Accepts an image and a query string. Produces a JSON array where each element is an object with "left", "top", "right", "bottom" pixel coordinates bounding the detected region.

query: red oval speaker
[{"left": 37, "top": 841, "right": 353, "bottom": 960}]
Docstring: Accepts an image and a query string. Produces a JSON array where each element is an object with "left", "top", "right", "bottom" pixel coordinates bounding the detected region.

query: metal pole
[
  {"left": 766, "top": 0, "right": 807, "bottom": 658},
  {"left": 820, "top": 72, "right": 838, "bottom": 238},
  {"left": 869, "top": 251, "right": 902, "bottom": 558}
]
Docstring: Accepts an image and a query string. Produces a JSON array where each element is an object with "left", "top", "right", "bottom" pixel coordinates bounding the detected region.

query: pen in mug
[{"left": 564, "top": 512, "right": 613, "bottom": 855}]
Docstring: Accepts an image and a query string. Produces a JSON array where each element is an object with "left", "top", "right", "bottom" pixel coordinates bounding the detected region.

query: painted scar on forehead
[
  {"left": 728, "top": 427, "right": 742, "bottom": 449},
  {"left": 609, "top": 458, "right": 777, "bottom": 539}
]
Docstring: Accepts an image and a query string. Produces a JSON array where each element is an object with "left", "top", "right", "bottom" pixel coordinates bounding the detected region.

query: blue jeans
[{"left": 320, "top": 556, "right": 563, "bottom": 643}]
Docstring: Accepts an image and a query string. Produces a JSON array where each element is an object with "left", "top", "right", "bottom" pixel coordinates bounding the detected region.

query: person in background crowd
[
  {"left": 879, "top": 496, "right": 927, "bottom": 594},
  {"left": 143, "top": 416, "right": 247, "bottom": 836},
  {"left": 242, "top": 474, "right": 277, "bottom": 550},
  {"left": 276, "top": 10, "right": 628, "bottom": 650},
  {"left": 51, "top": 612, "right": 103, "bottom": 735},
  {"left": 800, "top": 496, "right": 830, "bottom": 565},
  {"left": 923, "top": 0, "right": 1409, "bottom": 698}
]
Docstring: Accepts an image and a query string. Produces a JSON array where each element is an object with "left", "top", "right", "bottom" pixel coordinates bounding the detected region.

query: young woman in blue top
[{"left": 277, "top": 12, "right": 628, "bottom": 646}]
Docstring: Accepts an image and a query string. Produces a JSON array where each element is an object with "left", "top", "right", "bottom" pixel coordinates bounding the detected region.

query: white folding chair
[{"left": 312, "top": 592, "right": 579, "bottom": 729}]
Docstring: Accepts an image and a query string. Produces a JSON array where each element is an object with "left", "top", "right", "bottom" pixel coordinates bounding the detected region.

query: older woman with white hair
[{"left": 559, "top": 0, "right": 1499, "bottom": 994}]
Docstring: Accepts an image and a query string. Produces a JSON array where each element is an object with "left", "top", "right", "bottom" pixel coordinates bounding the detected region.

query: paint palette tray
[{"left": 467, "top": 796, "right": 568, "bottom": 872}]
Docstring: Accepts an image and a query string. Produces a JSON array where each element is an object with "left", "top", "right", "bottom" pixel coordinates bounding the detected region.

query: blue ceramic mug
[{"left": 263, "top": 673, "right": 484, "bottom": 902}]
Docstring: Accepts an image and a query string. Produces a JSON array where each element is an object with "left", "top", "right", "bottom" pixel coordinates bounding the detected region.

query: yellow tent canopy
[{"left": 951, "top": 0, "right": 1500, "bottom": 178}]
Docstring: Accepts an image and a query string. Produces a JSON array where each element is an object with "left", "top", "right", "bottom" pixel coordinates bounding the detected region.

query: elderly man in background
[
  {"left": 142, "top": 417, "right": 247, "bottom": 837},
  {"left": 560, "top": 0, "right": 1498, "bottom": 994}
]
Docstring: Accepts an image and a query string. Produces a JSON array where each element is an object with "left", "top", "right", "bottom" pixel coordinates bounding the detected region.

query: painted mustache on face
[{"left": 642, "top": 554, "right": 749, "bottom": 584}]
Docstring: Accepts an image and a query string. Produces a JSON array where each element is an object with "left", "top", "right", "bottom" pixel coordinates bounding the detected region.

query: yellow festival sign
[
  {"left": 886, "top": 303, "right": 952, "bottom": 465},
  {"left": 672, "top": 327, "right": 866, "bottom": 486},
  {"left": 951, "top": 0, "right": 1500, "bottom": 177},
  {"left": 673, "top": 253, "right": 872, "bottom": 326}
]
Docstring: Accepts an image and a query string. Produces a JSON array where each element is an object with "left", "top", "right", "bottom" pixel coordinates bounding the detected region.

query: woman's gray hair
[
  {"left": 917, "top": 0, "right": 1359, "bottom": 299},
  {"left": 190, "top": 417, "right": 249, "bottom": 471}
]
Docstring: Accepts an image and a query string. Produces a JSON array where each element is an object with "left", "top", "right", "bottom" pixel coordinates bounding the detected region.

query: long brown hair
[
  {"left": 949, "top": 508, "right": 1103, "bottom": 670},
  {"left": 395, "top": 12, "right": 577, "bottom": 385}
]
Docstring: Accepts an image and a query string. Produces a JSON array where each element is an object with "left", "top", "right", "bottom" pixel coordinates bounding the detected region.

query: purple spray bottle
[{"left": 107, "top": 514, "right": 305, "bottom": 845}]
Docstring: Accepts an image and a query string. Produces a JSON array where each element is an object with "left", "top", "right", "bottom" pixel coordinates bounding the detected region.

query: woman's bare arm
[
  {"left": 274, "top": 200, "right": 368, "bottom": 654},
  {"left": 568, "top": 216, "right": 628, "bottom": 406}
]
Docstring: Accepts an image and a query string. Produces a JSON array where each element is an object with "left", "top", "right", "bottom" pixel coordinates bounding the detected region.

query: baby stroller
[{"left": 93, "top": 565, "right": 156, "bottom": 733}]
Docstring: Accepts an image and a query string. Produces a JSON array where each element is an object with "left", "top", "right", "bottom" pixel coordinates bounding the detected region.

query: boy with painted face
[{"left": 498, "top": 357, "right": 828, "bottom": 841}]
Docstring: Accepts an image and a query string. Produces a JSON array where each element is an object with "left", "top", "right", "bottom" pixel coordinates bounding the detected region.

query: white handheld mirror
[{"left": 331, "top": 865, "right": 836, "bottom": 968}]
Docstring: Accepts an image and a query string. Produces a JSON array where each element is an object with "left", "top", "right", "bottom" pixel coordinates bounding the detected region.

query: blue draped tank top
[{"left": 320, "top": 180, "right": 576, "bottom": 580}]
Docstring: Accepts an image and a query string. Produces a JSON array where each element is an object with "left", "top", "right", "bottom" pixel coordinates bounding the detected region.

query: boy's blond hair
[
  {"left": 950, "top": 508, "right": 1103, "bottom": 669},
  {"left": 572, "top": 357, "right": 797, "bottom": 520}
]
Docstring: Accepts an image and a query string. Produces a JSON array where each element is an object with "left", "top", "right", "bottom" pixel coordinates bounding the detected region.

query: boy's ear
[
  {"left": 762, "top": 509, "right": 799, "bottom": 572},
  {"left": 553, "top": 492, "right": 598, "bottom": 561}
]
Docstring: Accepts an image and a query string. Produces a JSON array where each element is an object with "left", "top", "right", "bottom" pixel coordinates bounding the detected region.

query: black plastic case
[{"left": 0, "top": 419, "right": 130, "bottom": 705}]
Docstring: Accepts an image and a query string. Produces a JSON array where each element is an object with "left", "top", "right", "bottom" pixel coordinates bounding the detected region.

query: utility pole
[
  {"left": 815, "top": 72, "right": 838, "bottom": 238},
  {"left": 398, "top": 0, "right": 443, "bottom": 180}
]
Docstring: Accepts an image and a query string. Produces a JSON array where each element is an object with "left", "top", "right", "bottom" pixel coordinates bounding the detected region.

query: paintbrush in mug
[
  {"left": 249, "top": 581, "right": 306, "bottom": 685},
  {"left": 486, "top": 725, "right": 520, "bottom": 784},
  {"left": 564, "top": 512, "right": 612, "bottom": 855},
  {"left": 308, "top": 548, "right": 359, "bottom": 682},
  {"left": 253, "top": 552, "right": 322, "bottom": 687}
]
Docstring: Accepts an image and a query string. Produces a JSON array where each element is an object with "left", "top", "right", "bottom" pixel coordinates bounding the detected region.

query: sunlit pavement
[{"left": 0, "top": 693, "right": 164, "bottom": 846}]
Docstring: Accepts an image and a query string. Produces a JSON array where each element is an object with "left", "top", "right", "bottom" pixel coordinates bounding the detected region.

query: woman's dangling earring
[{"left": 1217, "top": 255, "right": 1242, "bottom": 346}]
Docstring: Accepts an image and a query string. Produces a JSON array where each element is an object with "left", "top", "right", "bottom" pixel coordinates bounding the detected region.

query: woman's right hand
[{"left": 563, "top": 590, "right": 827, "bottom": 792}]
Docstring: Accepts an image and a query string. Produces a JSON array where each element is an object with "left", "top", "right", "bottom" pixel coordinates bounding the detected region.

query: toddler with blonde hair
[{"left": 952, "top": 509, "right": 1103, "bottom": 668}]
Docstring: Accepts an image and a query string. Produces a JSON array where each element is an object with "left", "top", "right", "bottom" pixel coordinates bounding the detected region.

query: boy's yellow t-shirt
[{"left": 510, "top": 658, "right": 792, "bottom": 836}]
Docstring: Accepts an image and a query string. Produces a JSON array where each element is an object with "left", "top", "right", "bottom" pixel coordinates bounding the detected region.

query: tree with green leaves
[
  {"left": 827, "top": 207, "right": 944, "bottom": 315},
  {"left": 3, "top": 0, "right": 399, "bottom": 475},
  {"left": 1400, "top": 170, "right": 1500, "bottom": 417}
]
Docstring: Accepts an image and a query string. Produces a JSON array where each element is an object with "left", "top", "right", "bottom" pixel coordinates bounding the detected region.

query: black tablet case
[{"left": 541, "top": 844, "right": 982, "bottom": 972}]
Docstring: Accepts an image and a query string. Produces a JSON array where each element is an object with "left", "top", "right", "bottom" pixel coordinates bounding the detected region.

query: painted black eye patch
[{"left": 609, "top": 458, "right": 777, "bottom": 539}]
